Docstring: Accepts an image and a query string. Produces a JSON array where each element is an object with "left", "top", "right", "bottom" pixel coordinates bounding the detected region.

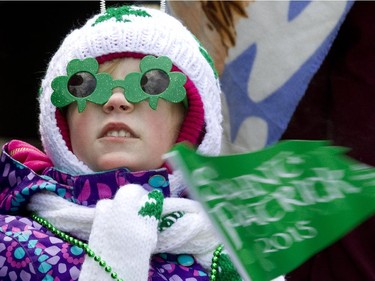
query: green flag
[{"left": 165, "top": 140, "right": 375, "bottom": 281}]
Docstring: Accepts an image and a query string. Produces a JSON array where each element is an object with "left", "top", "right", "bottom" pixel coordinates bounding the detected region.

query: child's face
[{"left": 66, "top": 57, "right": 185, "bottom": 172}]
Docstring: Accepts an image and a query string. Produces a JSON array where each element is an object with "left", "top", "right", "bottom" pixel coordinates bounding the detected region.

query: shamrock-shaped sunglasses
[{"left": 51, "top": 55, "right": 188, "bottom": 113}]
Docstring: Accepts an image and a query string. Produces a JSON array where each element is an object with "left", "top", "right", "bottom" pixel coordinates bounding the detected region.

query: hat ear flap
[{"left": 175, "top": 75, "right": 205, "bottom": 147}]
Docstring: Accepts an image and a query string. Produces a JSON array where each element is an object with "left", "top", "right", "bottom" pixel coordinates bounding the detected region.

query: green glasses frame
[{"left": 51, "top": 55, "right": 187, "bottom": 112}]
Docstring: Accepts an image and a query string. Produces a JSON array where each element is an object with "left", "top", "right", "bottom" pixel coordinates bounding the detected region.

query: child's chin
[{"left": 94, "top": 156, "right": 133, "bottom": 171}]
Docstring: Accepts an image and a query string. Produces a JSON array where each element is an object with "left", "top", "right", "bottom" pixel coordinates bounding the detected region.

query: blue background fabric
[{"left": 219, "top": 1, "right": 354, "bottom": 153}]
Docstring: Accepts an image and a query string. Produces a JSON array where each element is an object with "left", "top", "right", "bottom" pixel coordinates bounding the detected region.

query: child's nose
[{"left": 103, "top": 88, "right": 134, "bottom": 113}]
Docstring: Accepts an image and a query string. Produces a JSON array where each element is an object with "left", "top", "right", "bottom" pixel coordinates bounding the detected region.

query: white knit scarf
[{"left": 27, "top": 187, "right": 221, "bottom": 280}]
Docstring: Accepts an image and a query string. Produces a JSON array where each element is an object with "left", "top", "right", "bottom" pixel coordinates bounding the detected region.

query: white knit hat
[{"left": 38, "top": 5, "right": 222, "bottom": 184}]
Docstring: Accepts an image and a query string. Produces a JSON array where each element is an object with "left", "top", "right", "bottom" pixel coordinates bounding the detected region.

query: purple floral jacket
[{"left": 0, "top": 141, "right": 209, "bottom": 281}]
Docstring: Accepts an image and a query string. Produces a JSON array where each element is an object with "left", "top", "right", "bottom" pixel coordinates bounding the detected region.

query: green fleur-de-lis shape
[
  {"left": 138, "top": 190, "right": 164, "bottom": 220},
  {"left": 193, "top": 35, "right": 218, "bottom": 79},
  {"left": 123, "top": 56, "right": 187, "bottom": 110},
  {"left": 93, "top": 5, "right": 151, "bottom": 26},
  {"left": 51, "top": 58, "right": 113, "bottom": 113}
]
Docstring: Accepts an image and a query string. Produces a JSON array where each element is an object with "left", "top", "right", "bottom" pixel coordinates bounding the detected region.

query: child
[{"left": 0, "top": 3, "right": 241, "bottom": 281}]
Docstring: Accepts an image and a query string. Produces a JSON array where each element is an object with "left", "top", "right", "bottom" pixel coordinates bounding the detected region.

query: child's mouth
[
  {"left": 101, "top": 122, "right": 137, "bottom": 139},
  {"left": 105, "top": 129, "right": 132, "bottom": 138}
]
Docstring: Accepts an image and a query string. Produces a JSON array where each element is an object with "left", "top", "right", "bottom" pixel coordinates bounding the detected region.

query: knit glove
[{"left": 79, "top": 184, "right": 164, "bottom": 281}]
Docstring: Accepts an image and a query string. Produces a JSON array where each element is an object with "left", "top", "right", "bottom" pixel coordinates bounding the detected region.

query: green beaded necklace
[
  {"left": 210, "top": 244, "right": 224, "bottom": 281},
  {"left": 32, "top": 213, "right": 223, "bottom": 281},
  {"left": 32, "top": 214, "right": 124, "bottom": 281}
]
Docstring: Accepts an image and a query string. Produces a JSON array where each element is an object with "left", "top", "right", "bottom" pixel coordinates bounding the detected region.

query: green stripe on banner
[{"left": 165, "top": 140, "right": 375, "bottom": 281}]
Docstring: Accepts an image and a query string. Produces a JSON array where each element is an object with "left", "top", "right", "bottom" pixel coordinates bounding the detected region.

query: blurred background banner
[{"left": 168, "top": 0, "right": 354, "bottom": 154}]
